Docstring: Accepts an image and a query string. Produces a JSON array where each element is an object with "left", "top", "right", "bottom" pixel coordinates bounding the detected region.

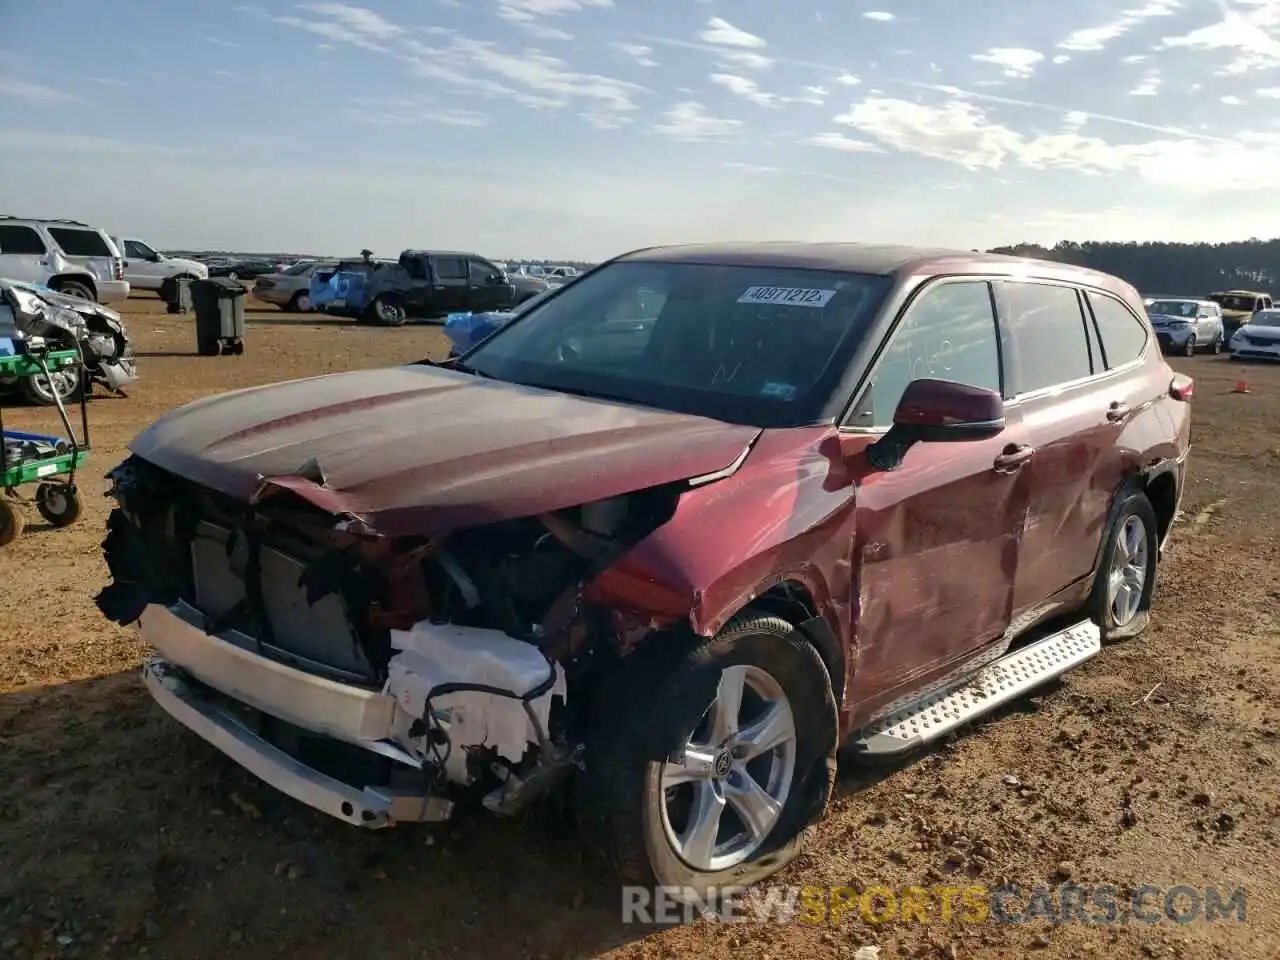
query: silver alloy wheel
[
  {"left": 1108, "top": 514, "right": 1149, "bottom": 626},
  {"left": 659, "top": 664, "right": 798, "bottom": 873},
  {"left": 296, "top": 293, "right": 311, "bottom": 312},
  {"left": 41, "top": 486, "right": 69, "bottom": 515},
  {"left": 27, "top": 367, "right": 79, "bottom": 403}
]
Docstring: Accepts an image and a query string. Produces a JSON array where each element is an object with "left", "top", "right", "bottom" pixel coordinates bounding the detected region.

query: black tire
[
  {"left": 20, "top": 365, "right": 84, "bottom": 406},
  {"left": 1211, "top": 335, "right": 1223, "bottom": 355},
  {"left": 1183, "top": 336, "right": 1196, "bottom": 357},
  {"left": 229, "top": 339, "right": 245, "bottom": 355},
  {"left": 366, "top": 295, "right": 406, "bottom": 327},
  {"left": 1087, "top": 487, "right": 1159, "bottom": 643},
  {"left": 198, "top": 338, "right": 223, "bottom": 357},
  {"left": 35, "top": 483, "right": 83, "bottom": 527},
  {"left": 0, "top": 498, "right": 23, "bottom": 546},
  {"left": 287, "top": 292, "right": 313, "bottom": 313},
  {"left": 576, "top": 613, "right": 838, "bottom": 902},
  {"left": 52, "top": 279, "right": 95, "bottom": 301}
]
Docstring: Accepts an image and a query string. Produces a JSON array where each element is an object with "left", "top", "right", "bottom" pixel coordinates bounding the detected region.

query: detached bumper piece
[{"left": 143, "top": 657, "right": 454, "bottom": 827}]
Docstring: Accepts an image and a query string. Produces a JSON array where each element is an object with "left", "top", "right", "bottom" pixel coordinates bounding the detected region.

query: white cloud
[
  {"left": 835, "top": 73, "right": 862, "bottom": 86},
  {"left": 0, "top": 79, "right": 82, "bottom": 104},
  {"left": 1129, "top": 70, "right": 1161, "bottom": 95},
  {"left": 1162, "top": 0, "right": 1280, "bottom": 74},
  {"left": 652, "top": 101, "right": 741, "bottom": 140},
  {"left": 1222, "top": 94, "right": 1243, "bottom": 104},
  {"left": 497, "top": 0, "right": 612, "bottom": 19},
  {"left": 1122, "top": 53, "right": 1148, "bottom": 63},
  {"left": 789, "top": 84, "right": 828, "bottom": 105},
  {"left": 837, "top": 92, "right": 1280, "bottom": 191},
  {"left": 1052, "top": 54, "right": 1071, "bottom": 64},
  {"left": 302, "top": 2, "right": 405, "bottom": 42},
  {"left": 699, "top": 16, "right": 766, "bottom": 48},
  {"left": 204, "top": 37, "right": 243, "bottom": 48},
  {"left": 710, "top": 73, "right": 774, "bottom": 106},
  {"left": 970, "top": 47, "right": 1044, "bottom": 79},
  {"left": 716, "top": 49, "right": 772, "bottom": 70},
  {"left": 802, "top": 132, "right": 882, "bottom": 152},
  {"left": 1058, "top": 0, "right": 1180, "bottom": 52},
  {"left": 611, "top": 41, "right": 657, "bottom": 66},
  {"left": 345, "top": 99, "right": 490, "bottom": 126},
  {"left": 1259, "top": 86, "right": 1280, "bottom": 96},
  {"left": 863, "top": 11, "right": 895, "bottom": 21}
]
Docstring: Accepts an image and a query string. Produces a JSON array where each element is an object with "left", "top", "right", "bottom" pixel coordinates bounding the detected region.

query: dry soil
[{"left": 0, "top": 295, "right": 1276, "bottom": 960}]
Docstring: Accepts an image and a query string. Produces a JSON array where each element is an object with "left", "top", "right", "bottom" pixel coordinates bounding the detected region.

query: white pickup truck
[{"left": 111, "top": 236, "right": 208, "bottom": 292}]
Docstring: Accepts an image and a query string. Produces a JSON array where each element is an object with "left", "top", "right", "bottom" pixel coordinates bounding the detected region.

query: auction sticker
[{"left": 737, "top": 286, "right": 836, "bottom": 308}]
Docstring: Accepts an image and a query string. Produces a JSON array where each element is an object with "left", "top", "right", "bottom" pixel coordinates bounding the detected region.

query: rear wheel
[
  {"left": 1211, "top": 333, "right": 1223, "bottom": 355},
  {"left": 53, "top": 280, "right": 94, "bottom": 301},
  {"left": 1183, "top": 336, "right": 1197, "bottom": 357},
  {"left": 1087, "top": 488, "right": 1158, "bottom": 643},
  {"left": 0, "top": 498, "right": 24, "bottom": 546},
  {"left": 576, "top": 613, "right": 838, "bottom": 899},
  {"left": 367, "top": 295, "right": 406, "bottom": 327},
  {"left": 287, "top": 292, "right": 312, "bottom": 313}
]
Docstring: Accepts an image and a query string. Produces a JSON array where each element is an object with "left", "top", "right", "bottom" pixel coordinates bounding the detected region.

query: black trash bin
[
  {"left": 190, "top": 278, "right": 246, "bottom": 356},
  {"left": 162, "top": 275, "right": 193, "bottom": 315}
]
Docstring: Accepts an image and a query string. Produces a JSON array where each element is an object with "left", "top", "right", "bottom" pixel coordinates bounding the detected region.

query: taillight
[
  {"left": 113, "top": 258, "right": 124, "bottom": 281},
  {"left": 1169, "top": 374, "right": 1193, "bottom": 401}
]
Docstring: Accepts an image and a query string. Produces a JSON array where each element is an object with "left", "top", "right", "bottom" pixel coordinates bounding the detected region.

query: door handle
[
  {"left": 993, "top": 444, "right": 1034, "bottom": 472},
  {"left": 1106, "top": 402, "right": 1130, "bottom": 422}
]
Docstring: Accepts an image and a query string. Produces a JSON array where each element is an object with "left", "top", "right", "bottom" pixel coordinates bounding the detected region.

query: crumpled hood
[{"left": 129, "top": 364, "right": 761, "bottom": 535}]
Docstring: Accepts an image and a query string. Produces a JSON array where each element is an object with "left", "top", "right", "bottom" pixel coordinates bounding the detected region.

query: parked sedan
[
  {"left": 95, "top": 243, "right": 1189, "bottom": 903},
  {"left": 1145, "top": 298, "right": 1225, "bottom": 356},
  {"left": 253, "top": 261, "right": 336, "bottom": 312},
  {"left": 208, "top": 259, "right": 276, "bottom": 281},
  {"left": 1228, "top": 307, "right": 1280, "bottom": 360}
]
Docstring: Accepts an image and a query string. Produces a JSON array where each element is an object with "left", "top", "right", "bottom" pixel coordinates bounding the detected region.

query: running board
[{"left": 847, "top": 620, "right": 1101, "bottom": 759}]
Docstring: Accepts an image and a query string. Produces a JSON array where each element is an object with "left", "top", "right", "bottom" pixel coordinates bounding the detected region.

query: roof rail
[{"left": 0, "top": 215, "right": 93, "bottom": 227}]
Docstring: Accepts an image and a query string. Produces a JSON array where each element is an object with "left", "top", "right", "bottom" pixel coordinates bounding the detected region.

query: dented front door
[{"left": 840, "top": 278, "right": 1034, "bottom": 706}]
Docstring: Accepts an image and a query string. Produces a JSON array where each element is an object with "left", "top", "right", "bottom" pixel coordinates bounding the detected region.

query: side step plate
[{"left": 848, "top": 620, "right": 1101, "bottom": 759}]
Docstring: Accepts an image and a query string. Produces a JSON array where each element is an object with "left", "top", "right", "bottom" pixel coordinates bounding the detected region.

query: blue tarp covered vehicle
[
  {"left": 442, "top": 287, "right": 556, "bottom": 357},
  {"left": 308, "top": 258, "right": 394, "bottom": 316}
]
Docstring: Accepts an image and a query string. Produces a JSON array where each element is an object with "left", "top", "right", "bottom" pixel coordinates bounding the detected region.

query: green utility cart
[{"left": 0, "top": 343, "right": 90, "bottom": 546}]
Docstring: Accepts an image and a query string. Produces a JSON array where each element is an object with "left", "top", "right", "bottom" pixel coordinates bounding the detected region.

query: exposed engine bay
[{"left": 97, "top": 453, "right": 686, "bottom": 821}]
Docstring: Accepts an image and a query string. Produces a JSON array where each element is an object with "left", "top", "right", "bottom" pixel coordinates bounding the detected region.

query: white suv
[
  {"left": 0, "top": 217, "right": 130, "bottom": 304},
  {"left": 111, "top": 236, "right": 207, "bottom": 292}
]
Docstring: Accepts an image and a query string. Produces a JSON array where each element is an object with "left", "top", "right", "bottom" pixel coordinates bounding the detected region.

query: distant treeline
[{"left": 989, "top": 239, "right": 1278, "bottom": 296}]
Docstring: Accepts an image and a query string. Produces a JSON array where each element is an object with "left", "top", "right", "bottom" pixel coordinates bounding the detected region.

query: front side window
[
  {"left": 848, "top": 280, "right": 1001, "bottom": 428},
  {"left": 468, "top": 258, "right": 499, "bottom": 284},
  {"left": 463, "top": 261, "right": 893, "bottom": 427},
  {"left": 124, "top": 239, "right": 157, "bottom": 260},
  {"left": 47, "top": 227, "right": 113, "bottom": 257},
  {"left": 1000, "top": 281, "right": 1092, "bottom": 394},
  {"left": 1087, "top": 292, "right": 1149, "bottom": 369}
]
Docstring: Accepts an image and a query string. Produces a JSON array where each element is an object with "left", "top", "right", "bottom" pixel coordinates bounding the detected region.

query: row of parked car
[
  {"left": 248, "top": 250, "right": 584, "bottom": 326},
  {"left": 1144, "top": 289, "right": 1280, "bottom": 361}
]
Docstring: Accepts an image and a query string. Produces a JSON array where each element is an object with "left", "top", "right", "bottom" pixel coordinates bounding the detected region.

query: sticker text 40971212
[{"left": 737, "top": 286, "right": 836, "bottom": 308}]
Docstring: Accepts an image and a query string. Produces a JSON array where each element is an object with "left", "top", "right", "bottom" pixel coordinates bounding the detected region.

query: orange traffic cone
[{"left": 1233, "top": 379, "right": 1249, "bottom": 393}]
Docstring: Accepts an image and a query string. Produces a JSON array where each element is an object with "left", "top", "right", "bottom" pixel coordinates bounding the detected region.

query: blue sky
[{"left": 2, "top": 0, "right": 1279, "bottom": 260}]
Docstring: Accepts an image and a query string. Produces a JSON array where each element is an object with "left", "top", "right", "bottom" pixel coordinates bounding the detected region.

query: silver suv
[{"left": 0, "top": 217, "right": 129, "bottom": 304}]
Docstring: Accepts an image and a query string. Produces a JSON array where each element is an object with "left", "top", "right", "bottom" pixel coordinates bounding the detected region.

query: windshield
[
  {"left": 1251, "top": 310, "right": 1280, "bottom": 327},
  {"left": 1208, "top": 294, "right": 1260, "bottom": 312},
  {"left": 1147, "top": 300, "right": 1199, "bottom": 318},
  {"left": 1147, "top": 300, "right": 1198, "bottom": 318},
  {"left": 461, "top": 260, "right": 893, "bottom": 427},
  {"left": 282, "top": 261, "right": 317, "bottom": 276}
]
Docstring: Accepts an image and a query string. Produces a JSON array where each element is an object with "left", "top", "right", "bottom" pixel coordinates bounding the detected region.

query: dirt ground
[{"left": 0, "top": 294, "right": 1276, "bottom": 960}]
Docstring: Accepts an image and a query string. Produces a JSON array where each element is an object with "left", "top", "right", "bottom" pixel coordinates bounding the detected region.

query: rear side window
[
  {"left": 47, "top": 227, "right": 113, "bottom": 257},
  {"left": 0, "top": 225, "right": 48, "bottom": 254},
  {"left": 999, "top": 281, "right": 1092, "bottom": 393},
  {"left": 1086, "top": 293, "right": 1149, "bottom": 369},
  {"left": 433, "top": 257, "right": 466, "bottom": 280}
]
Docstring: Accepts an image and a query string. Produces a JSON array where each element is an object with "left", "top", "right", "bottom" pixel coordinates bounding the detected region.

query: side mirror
[{"left": 867, "top": 378, "right": 1005, "bottom": 471}]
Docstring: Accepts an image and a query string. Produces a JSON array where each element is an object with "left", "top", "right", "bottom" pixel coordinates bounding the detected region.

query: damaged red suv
[{"left": 97, "top": 242, "right": 1191, "bottom": 898}]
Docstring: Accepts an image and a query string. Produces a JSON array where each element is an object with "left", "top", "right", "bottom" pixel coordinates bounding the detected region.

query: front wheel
[
  {"left": 367, "top": 295, "right": 406, "bottom": 326},
  {"left": 576, "top": 613, "right": 838, "bottom": 899},
  {"left": 1087, "top": 488, "right": 1159, "bottom": 643},
  {"left": 53, "top": 280, "right": 95, "bottom": 301},
  {"left": 21, "top": 365, "right": 84, "bottom": 406}
]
